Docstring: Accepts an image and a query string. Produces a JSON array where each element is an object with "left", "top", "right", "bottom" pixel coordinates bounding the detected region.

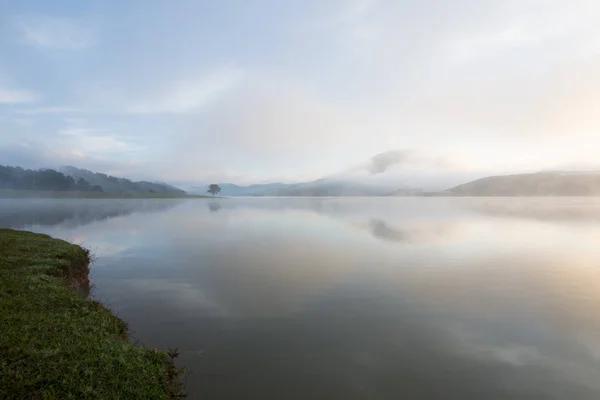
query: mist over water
[{"left": 2, "top": 197, "right": 600, "bottom": 399}]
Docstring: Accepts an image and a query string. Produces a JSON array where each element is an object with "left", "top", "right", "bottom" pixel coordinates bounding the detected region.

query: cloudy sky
[{"left": 0, "top": 0, "right": 599, "bottom": 184}]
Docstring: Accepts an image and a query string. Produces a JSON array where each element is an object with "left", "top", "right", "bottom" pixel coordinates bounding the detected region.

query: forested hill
[
  {"left": 0, "top": 165, "right": 103, "bottom": 192},
  {"left": 59, "top": 166, "right": 185, "bottom": 194},
  {"left": 0, "top": 164, "right": 185, "bottom": 194}
]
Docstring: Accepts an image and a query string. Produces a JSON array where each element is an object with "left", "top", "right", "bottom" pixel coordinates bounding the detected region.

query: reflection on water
[
  {"left": 362, "top": 218, "right": 469, "bottom": 243},
  {"left": 2, "top": 197, "right": 600, "bottom": 399},
  {"left": 461, "top": 197, "right": 600, "bottom": 223},
  {"left": 208, "top": 202, "right": 221, "bottom": 213},
  {"left": 0, "top": 198, "right": 182, "bottom": 229}
]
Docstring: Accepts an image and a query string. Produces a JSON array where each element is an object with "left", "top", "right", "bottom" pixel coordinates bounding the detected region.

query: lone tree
[{"left": 207, "top": 184, "right": 221, "bottom": 197}]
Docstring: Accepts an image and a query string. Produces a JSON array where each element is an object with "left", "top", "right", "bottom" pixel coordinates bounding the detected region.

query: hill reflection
[{"left": 0, "top": 199, "right": 184, "bottom": 229}]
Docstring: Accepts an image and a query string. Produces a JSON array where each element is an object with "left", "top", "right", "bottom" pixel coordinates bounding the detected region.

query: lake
[{"left": 2, "top": 197, "right": 600, "bottom": 399}]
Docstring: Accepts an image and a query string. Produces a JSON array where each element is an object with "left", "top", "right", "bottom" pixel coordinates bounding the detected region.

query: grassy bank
[
  {"left": 0, "top": 229, "right": 184, "bottom": 399},
  {"left": 0, "top": 189, "right": 209, "bottom": 199}
]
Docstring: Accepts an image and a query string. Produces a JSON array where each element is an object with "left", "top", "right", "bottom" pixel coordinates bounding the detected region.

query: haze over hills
[
  {"left": 448, "top": 171, "right": 600, "bottom": 196},
  {"left": 5, "top": 152, "right": 600, "bottom": 197},
  {"left": 267, "top": 179, "right": 387, "bottom": 197},
  {"left": 187, "top": 182, "right": 292, "bottom": 196},
  {"left": 275, "top": 171, "right": 600, "bottom": 197},
  {"left": 203, "top": 169, "right": 600, "bottom": 198},
  {"left": 187, "top": 180, "right": 393, "bottom": 197},
  {"left": 0, "top": 165, "right": 103, "bottom": 192},
  {"left": 2, "top": 1, "right": 599, "bottom": 202},
  {"left": 0, "top": 164, "right": 186, "bottom": 194},
  {"left": 180, "top": 150, "right": 600, "bottom": 197},
  {"left": 59, "top": 166, "right": 185, "bottom": 194},
  {"left": 185, "top": 150, "right": 481, "bottom": 196}
]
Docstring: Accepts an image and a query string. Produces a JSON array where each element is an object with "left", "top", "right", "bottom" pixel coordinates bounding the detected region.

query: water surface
[{"left": 2, "top": 197, "right": 600, "bottom": 399}]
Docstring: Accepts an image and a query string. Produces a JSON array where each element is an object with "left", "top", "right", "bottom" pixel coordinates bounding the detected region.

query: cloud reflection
[
  {"left": 363, "top": 218, "right": 470, "bottom": 244},
  {"left": 9, "top": 197, "right": 600, "bottom": 398}
]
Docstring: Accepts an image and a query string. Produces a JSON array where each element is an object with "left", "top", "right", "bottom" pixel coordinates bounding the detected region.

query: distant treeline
[
  {"left": 59, "top": 166, "right": 185, "bottom": 194},
  {"left": 0, "top": 165, "right": 103, "bottom": 192},
  {"left": 0, "top": 165, "right": 186, "bottom": 194}
]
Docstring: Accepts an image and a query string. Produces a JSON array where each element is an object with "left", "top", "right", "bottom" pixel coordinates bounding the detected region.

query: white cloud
[
  {"left": 445, "top": 3, "right": 600, "bottom": 65},
  {"left": 4, "top": 0, "right": 600, "bottom": 183},
  {"left": 403, "top": 57, "right": 600, "bottom": 141},
  {"left": 57, "top": 127, "right": 137, "bottom": 154},
  {"left": 164, "top": 72, "right": 378, "bottom": 181},
  {"left": 0, "top": 87, "right": 39, "bottom": 104},
  {"left": 0, "top": 141, "right": 149, "bottom": 178},
  {"left": 47, "top": 118, "right": 143, "bottom": 159},
  {"left": 124, "top": 67, "right": 244, "bottom": 114},
  {"left": 16, "top": 16, "right": 97, "bottom": 50}
]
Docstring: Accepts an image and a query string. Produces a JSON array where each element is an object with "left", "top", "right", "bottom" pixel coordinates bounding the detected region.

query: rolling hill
[
  {"left": 447, "top": 171, "right": 600, "bottom": 196},
  {"left": 59, "top": 166, "right": 185, "bottom": 194}
]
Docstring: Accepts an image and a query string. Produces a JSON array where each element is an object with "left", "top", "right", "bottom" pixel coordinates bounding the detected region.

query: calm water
[{"left": 2, "top": 197, "right": 600, "bottom": 399}]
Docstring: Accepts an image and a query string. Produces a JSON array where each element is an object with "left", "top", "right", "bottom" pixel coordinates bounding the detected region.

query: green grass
[
  {"left": 0, "top": 189, "right": 210, "bottom": 199},
  {"left": 0, "top": 229, "right": 185, "bottom": 399}
]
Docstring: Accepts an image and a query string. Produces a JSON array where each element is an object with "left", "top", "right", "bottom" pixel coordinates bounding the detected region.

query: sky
[{"left": 0, "top": 0, "right": 599, "bottom": 185}]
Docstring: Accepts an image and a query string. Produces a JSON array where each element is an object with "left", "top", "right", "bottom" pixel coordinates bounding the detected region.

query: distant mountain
[
  {"left": 268, "top": 150, "right": 484, "bottom": 197},
  {"left": 448, "top": 171, "right": 600, "bottom": 196},
  {"left": 59, "top": 166, "right": 185, "bottom": 194},
  {"left": 193, "top": 170, "right": 600, "bottom": 197},
  {"left": 185, "top": 179, "right": 389, "bottom": 197},
  {"left": 387, "top": 188, "right": 426, "bottom": 196},
  {"left": 178, "top": 150, "right": 478, "bottom": 197},
  {"left": 266, "top": 152, "right": 474, "bottom": 196},
  {"left": 268, "top": 179, "right": 391, "bottom": 196},
  {"left": 198, "top": 182, "right": 293, "bottom": 196}
]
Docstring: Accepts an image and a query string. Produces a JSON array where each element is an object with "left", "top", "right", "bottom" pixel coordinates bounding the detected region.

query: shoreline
[
  {"left": 0, "top": 229, "right": 185, "bottom": 399},
  {"left": 0, "top": 189, "right": 210, "bottom": 199}
]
